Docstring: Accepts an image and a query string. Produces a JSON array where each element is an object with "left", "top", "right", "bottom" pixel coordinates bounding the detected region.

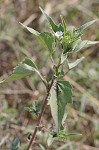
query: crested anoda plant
[{"left": 0, "top": 7, "right": 99, "bottom": 150}]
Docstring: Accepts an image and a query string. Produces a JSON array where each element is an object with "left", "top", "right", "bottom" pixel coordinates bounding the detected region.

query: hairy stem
[
  {"left": 27, "top": 79, "right": 54, "bottom": 150},
  {"left": 37, "top": 71, "right": 48, "bottom": 88}
]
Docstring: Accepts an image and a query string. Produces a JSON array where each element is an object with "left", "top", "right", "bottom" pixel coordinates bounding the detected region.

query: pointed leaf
[
  {"left": 60, "top": 53, "right": 67, "bottom": 64},
  {"left": 40, "top": 7, "right": 63, "bottom": 32},
  {"left": 73, "top": 39, "right": 99, "bottom": 52},
  {"left": 62, "top": 113, "right": 68, "bottom": 127},
  {"left": 58, "top": 130, "right": 82, "bottom": 140},
  {"left": 49, "top": 81, "right": 58, "bottom": 130},
  {"left": 58, "top": 80, "right": 72, "bottom": 130},
  {"left": 9, "top": 138, "right": 20, "bottom": 150},
  {"left": 49, "top": 80, "right": 72, "bottom": 132},
  {"left": 47, "top": 134, "right": 55, "bottom": 146},
  {"left": 67, "top": 57, "right": 85, "bottom": 69},
  {"left": 40, "top": 7, "right": 58, "bottom": 32},
  {"left": 0, "top": 58, "right": 38, "bottom": 83},
  {"left": 20, "top": 23, "right": 40, "bottom": 36},
  {"left": 74, "top": 19, "right": 98, "bottom": 36},
  {"left": 20, "top": 23, "right": 55, "bottom": 54},
  {"left": 60, "top": 15, "right": 67, "bottom": 35}
]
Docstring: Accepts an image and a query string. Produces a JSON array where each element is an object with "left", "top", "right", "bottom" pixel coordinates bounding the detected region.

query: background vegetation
[{"left": 0, "top": 0, "right": 99, "bottom": 150}]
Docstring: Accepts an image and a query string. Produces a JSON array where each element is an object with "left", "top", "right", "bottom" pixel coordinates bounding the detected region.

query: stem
[
  {"left": 27, "top": 79, "right": 54, "bottom": 150},
  {"left": 36, "top": 71, "right": 48, "bottom": 88}
]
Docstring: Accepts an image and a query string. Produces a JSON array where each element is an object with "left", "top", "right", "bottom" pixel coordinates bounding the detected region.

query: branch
[{"left": 27, "top": 79, "right": 54, "bottom": 150}]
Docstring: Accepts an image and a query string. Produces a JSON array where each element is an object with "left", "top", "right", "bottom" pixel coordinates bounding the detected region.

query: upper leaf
[
  {"left": 0, "top": 58, "right": 38, "bottom": 83},
  {"left": 40, "top": 7, "right": 63, "bottom": 32},
  {"left": 74, "top": 19, "right": 98, "bottom": 36},
  {"left": 60, "top": 15, "right": 67, "bottom": 35},
  {"left": 20, "top": 23, "right": 40, "bottom": 36},
  {"left": 49, "top": 80, "right": 72, "bottom": 132},
  {"left": 73, "top": 39, "right": 99, "bottom": 52},
  {"left": 20, "top": 23, "right": 55, "bottom": 54},
  {"left": 39, "top": 32, "right": 55, "bottom": 54}
]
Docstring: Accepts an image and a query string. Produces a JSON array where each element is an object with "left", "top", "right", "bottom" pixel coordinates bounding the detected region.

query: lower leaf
[
  {"left": 0, "top": 58, "right": 38, "bottom": 83},
  {"left": 49, "top": 80, "right": 73, "bottom": 132}
]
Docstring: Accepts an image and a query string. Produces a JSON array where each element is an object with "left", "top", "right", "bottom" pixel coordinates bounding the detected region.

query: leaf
[
  {"left": 9, "top": 138, "right": 20, "bottom": 150},
  {"left": 49, "top": 81, "right": 58, "bottom": 130},
  {"left": 20, "top": 23, "right": 55, "bottom": 54},
  {"left": 24, "top": 100, "right": 42, "bottom": 117},
  {"left": 20, "top": 23, "right": 40, "bottom": 36},
  {"left": 58, "top": 80, "right": 72, "bottom": 130},
  {"left": 67, "top": 57, "right": 85, "bottom": 69},
  {"left": 60, "top": 53, "right": 67, "bottom": 64},
  {"left": 0, "top": 58, "right": 38, "bottom": 83},
  {"left": 40, "top": 7, "right": 63, "bottom": 32},
  {"left": 49, "top": 80, "right": 72, "bottom": 132},
  {"left": 58, "top": 130, "right": 82, "bottom": 140},
  {"left": 40, "top": 7, "right": 58, "bottom": 32},
  {"left": 60, "top": 15, "right": 67, "bottom": 35},
  {"left": 74, "top": 19, "right": 98, "bottom": 36},
  {"left": 62, "top": 113, "right": 68, "bottom": 128},
  {"left": 39, "top": 32, "right": 55, "bottom": 54},
  {"left": 73, "top": 39, "right": 99, "bottom": 52},
  {"left": 47, "top": 134, "right": 55, "bottom": 146}
]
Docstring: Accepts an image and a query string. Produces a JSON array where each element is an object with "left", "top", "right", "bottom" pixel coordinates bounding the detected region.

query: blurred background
[{"left": 0, "top": 0, "right": 99, "bottom": 150}]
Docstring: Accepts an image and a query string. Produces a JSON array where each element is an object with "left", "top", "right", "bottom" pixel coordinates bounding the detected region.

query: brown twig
[{"left": 27, "top": 79, "right": 54, "bottom": 150}]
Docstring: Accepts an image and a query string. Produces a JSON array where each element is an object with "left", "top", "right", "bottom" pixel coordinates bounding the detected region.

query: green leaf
[
  {"left": 20, "top": 22, "right": 55, "bottom": 54},
  {"left": 73, "top": 39, "right": 99, "bottom": 52},
  {"left": 20, "top": 23, "right": 40, "bottom": 36},
  {"left": 40, "top": 7, "right": 58, "bottom": 32},
  {"left": 58, "top": 80, "right": 72, "bottom": 130},
  {"left": 49, "top": 81, "right": 58, "bottom": 130},
  {"left": 67, "top": 57, "right": 85, "bottom": 69},
  {"left": 47, "top": 133, "right": 56, "bottom": 146},
  {"left": 47, "top": 134, "right": 54, "bottom": 146},
  {"left": 39, "top": 32, "right": 55, "bottom": 54},
  {"left": 9, "top": 138, "right": 20, "bottom": 150},
  {"left": 74, "top": 19, "right": 98, "bottom": 36},
  {"left": 49, "top": 80, "right": 72, "bottom": 132},
  {"left": 0, "top": 58, "right": 38, "bottom": 83},
  {"left": 60, "top": 15, "right": 67, "bottom": 35},
  {"left": 62, "top": 113, "right": 68, "bottom": 128},
  {"left": 24, "top": 100, "right": 42, "bottom": 117},
  {"left": 58, "top": 130, "right": 82, "bottom": 140},
  {"left": 60, "top": 53, "right": 67, "bottom": 65},
  {"left": 40, "top": 7, "right": 63, "bottom": 32}
]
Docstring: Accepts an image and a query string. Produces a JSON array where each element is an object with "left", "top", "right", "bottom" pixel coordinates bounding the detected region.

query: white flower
[{"left": 55, "top": 31, "right": 63, "bottom": 38}]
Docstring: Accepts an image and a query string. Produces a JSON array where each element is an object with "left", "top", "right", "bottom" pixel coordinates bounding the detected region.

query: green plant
[
  {"left": 9, "top": 138, "right": 20, "bottom": 150},
  {"left": 0, "top": 7, "right": 99, "bottom": 150}
]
